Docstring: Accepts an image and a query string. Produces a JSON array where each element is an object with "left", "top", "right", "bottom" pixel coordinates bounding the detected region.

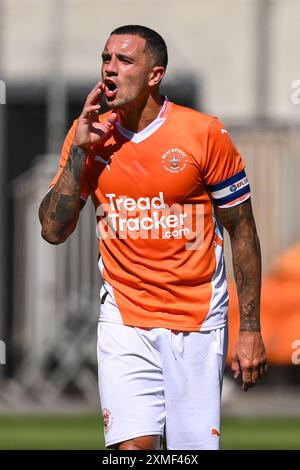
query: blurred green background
[{"left": 1, "top": 415, "right": 300, "bottom": 450}]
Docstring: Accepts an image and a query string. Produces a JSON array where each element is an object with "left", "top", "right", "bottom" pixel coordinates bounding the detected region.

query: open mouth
[{"left": 105, "top": 80, "right": 118, "bottom": 99}]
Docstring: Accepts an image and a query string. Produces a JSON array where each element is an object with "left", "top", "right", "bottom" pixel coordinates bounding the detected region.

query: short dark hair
[{"left": 110, "top": 25, "right": 168, "bottom": 69}]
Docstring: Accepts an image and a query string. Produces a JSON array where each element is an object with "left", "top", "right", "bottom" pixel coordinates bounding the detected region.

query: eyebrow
[
  {"left": 117, "top": 53, "right": 134, "bottom": 61},
  {"left": 102, "top": 51, "right": 134, "bottom": 62}
]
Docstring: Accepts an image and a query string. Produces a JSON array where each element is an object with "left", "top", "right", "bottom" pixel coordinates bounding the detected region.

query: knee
[
  {"left": 114, "top": 435, "right": 161, "bottom": 450},
  {"left": 118, "top": 443, "right": 143, "bottom": 450}
]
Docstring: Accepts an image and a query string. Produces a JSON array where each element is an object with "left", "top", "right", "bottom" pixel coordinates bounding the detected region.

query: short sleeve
[
  {"left": 49, "top": 119, "right": 91, "bottom": 201},
  {"left": 203, "top": 118, "right": 251, "bottom": 208}
]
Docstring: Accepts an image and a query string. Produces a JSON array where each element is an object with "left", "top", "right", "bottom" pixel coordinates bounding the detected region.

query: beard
[
  {"left": 104, "top": 93, "right": 128, "bottom": 110},
  {"left": 104, "top": 79, "right": 150, "bottom": 111}
]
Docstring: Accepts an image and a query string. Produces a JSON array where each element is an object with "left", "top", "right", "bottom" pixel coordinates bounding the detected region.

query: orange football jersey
[{"left": 50, "top": 100, "right": 250, "bottom": 331}]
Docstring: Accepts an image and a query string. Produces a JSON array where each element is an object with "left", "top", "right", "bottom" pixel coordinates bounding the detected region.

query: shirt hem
[{"left": 99, "top": 317, "right": 227, "bottom": 332}]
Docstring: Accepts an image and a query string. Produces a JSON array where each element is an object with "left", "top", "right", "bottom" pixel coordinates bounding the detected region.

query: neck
[{"left": 117, "top": 91, "right": 165, "bottom": 133}]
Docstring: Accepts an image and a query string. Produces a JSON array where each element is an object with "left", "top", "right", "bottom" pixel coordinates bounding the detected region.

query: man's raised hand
[{"left": 73, "top": 82, "right": 117, "bottom": 151}]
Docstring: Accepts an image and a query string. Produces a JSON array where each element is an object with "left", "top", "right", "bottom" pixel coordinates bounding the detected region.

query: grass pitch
[{"left": 0, "top": 415, "right": 299, "bottom": 450}]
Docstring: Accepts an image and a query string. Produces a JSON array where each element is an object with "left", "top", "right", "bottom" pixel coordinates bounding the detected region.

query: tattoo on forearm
[
  {"left": 65, "top": 145, "right": 87, "bottom": 184},
  {"left": 243, "top": 300, "right": 256, "bottom": 316},
  {"left": 216, "top": 202, "right": 250, "bottom": 235},
  {"left": 39, "top": 145, "right": 87, "bottom": 241},
  {"left": 49, "top": 194, "right": 76, "bottom": 224},
  {"left": 216, "top": 200, "right": 262, "bottom": 333},
  {"left": 240, "top": 298, "right": 260, "bottom": 332},
  {"left": 233, "top": 263, "right": 247, "bottom": 293}
]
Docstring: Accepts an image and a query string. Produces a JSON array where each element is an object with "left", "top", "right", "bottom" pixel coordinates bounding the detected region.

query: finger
[
  {"left": 105, "top": 112, "right": 118, "bottom": 127},
  {"left": 231, "top": 354, "right": 242, "bottom": 379},
  {"left": 243, "top": 382, "right": 254, "bottom": 391},
  {"left": 243, "top": 379, "right": 254, "bottom": 391},
  {"left": 259, "top": 365, "right": 265, "bottom": 378},
  {"left": 79, "top": 104, "right": 101, "bottom": 119},
  {"left": 231, "top": 359, "right": 241, "bottom": 379},
  {"left": 242, "top": 367, "right": 252, "bottom": 391},
  {"left": 89, "top": 81, "right": 103, "bottom": 96},
  {"left": 85, "top": 83, "right": 103, "bottom": 106},
  {"left": 90, "top": 81, "right": 102, "bottom": 94},
  {"left": 251, "top": 368, "right": 259, "bottom": 384},
  {"left": 93, "top": 112, "right": 118, "bottom": 133}
]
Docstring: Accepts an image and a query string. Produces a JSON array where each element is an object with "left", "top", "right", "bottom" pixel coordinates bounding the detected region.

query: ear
[{"left": 148, "top": 66, "right": 165, "bottom": 87}]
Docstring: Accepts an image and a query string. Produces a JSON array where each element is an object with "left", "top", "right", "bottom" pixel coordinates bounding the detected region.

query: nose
[{"left": 105, "top": 56, "right": 118, "bottom": 76}]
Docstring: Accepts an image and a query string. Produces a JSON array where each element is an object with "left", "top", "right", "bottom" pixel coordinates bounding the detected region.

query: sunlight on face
[{"left": 101, "top": 34, "right": 155, "bottom": 110}]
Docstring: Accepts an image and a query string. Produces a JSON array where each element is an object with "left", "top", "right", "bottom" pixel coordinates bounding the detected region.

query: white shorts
[{"left": 97, "top": 288, "right": 228, "bottom": 450}]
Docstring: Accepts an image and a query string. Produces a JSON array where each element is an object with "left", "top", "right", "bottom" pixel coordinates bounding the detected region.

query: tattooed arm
[
  {"left": 39, "top": 145, "right": 87, "bottom": 244},
  {"left": 39, "top": 81, "right": 117, "bottom": 245},
  {"left": 217, "top": 199, "right": 267, "bottom": 391}
]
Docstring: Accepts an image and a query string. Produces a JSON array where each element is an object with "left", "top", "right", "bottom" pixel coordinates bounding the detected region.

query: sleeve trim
[
  {"left": 207, "top": 169, "right": 246, "bottom": 192},
  {"left": 207, "top": 169, "right": 250, "bottom": 206},
  {"left": 218, "top": 192, "right": 251, "bottom": 209},
  {"left": 212, "top": 185, "right": 251, "bottom": 207}
]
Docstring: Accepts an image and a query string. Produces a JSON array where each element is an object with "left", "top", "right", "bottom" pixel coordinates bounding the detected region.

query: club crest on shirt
[
  {"left": 102, "top": 408, "right": 113, "bottom": 433},
  {"left": 161, "top": 148, "right": 188, "bottom": 174}
]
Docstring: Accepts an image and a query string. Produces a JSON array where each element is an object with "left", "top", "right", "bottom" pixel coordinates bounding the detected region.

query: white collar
[{"left": 115, "top": 98, "right": 169, "bottom": 144}]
